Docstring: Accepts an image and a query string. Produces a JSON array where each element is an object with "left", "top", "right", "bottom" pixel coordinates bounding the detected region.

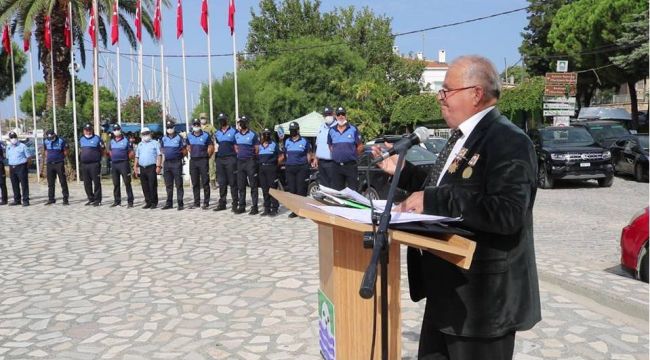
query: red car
[{"left": 620, "top": 207, "right": 649, "bottom": 282}]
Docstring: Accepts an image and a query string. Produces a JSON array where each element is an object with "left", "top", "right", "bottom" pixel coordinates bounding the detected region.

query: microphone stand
[{"left": 359, "top": 147, "right": 408, "bottom": 360}]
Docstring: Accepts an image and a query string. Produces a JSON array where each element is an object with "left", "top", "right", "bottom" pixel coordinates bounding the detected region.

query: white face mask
[
  {"left": 142, "top": 135, "right": 151, "bottom": 142},
  {"left": 193, "top": 127, "right": 201, "bottom": 133},
  {"left": 200, "top": 119, "right": 207, "bottom": 125},
  {"left": 113, "top": 130, "right": 122, "bottom": 136},
  {"left": 166, "top": 128, "right": 175, "bottom": 135},
  {"left": 9, "top": 138, "right": 18, "bottom": 145},
  {"left": 325, "top": 116, "right": 334, "bottom": 124},
  {"left": 337, "top": 119, "right": 347, "bottom": 126}
]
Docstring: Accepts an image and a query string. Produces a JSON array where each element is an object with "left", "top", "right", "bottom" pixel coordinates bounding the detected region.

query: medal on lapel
[
  {"left": 462, "top": 167, "right": 473, "bottom": 179},
  {"left": 462, "top": 153, "right": 480, "bottom": 179},
  {"left": 448, "top": 148, "right": 468, "bottom": 174}
]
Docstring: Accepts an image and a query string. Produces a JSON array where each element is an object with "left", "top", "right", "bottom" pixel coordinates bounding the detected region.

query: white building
[{"left": 420, "top": 50, "right": 448, "bottom": 93}]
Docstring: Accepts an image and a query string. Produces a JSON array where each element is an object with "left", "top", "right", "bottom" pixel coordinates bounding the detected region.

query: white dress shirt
[{"left": 436, "top": 106, "right": 495, "bottom": 185}]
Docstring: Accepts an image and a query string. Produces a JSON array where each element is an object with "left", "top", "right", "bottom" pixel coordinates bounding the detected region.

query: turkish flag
[
  {"left": 64, "top": 11, "right": 72, "bottom": 48},
  {"left": 23, "top": 33, "right": 30, "bottom": 52},
  {"left": 153, "top": 0, "right": 162, "bottom": 40},
  {"left": 200, "top": 0, "right": 209, "bottom": 34},
  {"left": 44, "top": 15, "right": 52, "bottom": 50},
  {"left": 176, "top": 0, "right": 183, "bottom": 39},
  {"left": 228, "top": 0, "right": 235, "bottom": 35},
  {"left": 111, "top": 2, "right": 119, "bottom": 45},
  {"left": 88, "top": 7, "right": 97, "bottom": 48},
  {"left": 135, "top": 0, "right": 142, "bottom": 42},
  {"left": 2, "top": 25, "right": 10, "bottom": 54}
]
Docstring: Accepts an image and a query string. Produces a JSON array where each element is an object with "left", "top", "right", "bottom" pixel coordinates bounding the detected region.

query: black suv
[
  {"left": 571, "top": 120, "right": 630, "bottom": 148},
  {"left": 529, "top": 126, "right": 614, "bottom": 189}
]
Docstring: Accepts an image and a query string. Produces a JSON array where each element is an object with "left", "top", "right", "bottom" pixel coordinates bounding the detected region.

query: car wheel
[
  {"left": 307, "top": 181, "right": 320, "bottom": 198},
  {"left": 537, "top": 164, "right": 554, "bottom": 189},
  {"left": 640, "top": 246, "right": 648, "bottom": 283},
  {"left": 634, "top": 163, "right": 645, "bottom": 182},
  {"left": 363, "top": 187, "right": 380, "bottom": 201},
  {"left": 598, "top": 175, "right": 614, "bottom": 187}
]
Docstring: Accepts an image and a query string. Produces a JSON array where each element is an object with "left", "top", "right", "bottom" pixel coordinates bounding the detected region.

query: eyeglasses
[{"left": 437, "top": 85, "right": 478, "bottom": 100}]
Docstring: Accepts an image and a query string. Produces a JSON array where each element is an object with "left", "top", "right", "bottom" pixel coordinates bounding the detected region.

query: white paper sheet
[{"left": 310, "top": 204, "right": 461, "bottom": 224}]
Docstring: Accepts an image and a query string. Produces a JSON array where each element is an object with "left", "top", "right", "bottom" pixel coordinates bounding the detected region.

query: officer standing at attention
[
  {"left": 0, "top": 139, "right": 7, "bottom": 205},
  {"left": 6, "top": 131, "right": 32, "bottom": 206},
  {"left": 134, "top": 127, "right": 162, "bottom": 209},
  {"left": 327, "top": 106, "right": 363, "bottom": 191},
  {"left": 79, "top": 123, "right": 104, "bottom": 206},
  {"left": 200, "top": 112, "right": 218, "bottom": 190},
  {"left": 313, "top": 106, "right": 336, "bottom": 188},
  {"left": 234, "top": 115, "right": 260, "bottom": 215},
  {"left": 258, "top": 128, "right": 282, "bottom": 216},
  {"left": 284, "top": 122, "right": 312, "bottom": 218},
  {"left": 42, "top": 130, "right": 70, "bottom": 205},
  {"left": 187, "top": 119, "right": 214, "bottom": 209},
  {"left": 213, "top": 112, "right": 239, "bottom": 212},
  {"left": 161, "top": 121, "right": 187, "bottom": 210},
  {"left": 108, "top": 124, "right": 135, "bottom": 208}
]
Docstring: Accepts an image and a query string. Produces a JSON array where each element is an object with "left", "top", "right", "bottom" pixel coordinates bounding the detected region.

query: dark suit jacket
[{"left": 400, "top": 108, "right": 541, "bottom": 338}]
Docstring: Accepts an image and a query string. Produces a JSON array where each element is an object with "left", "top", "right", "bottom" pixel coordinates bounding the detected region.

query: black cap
[
  {"left": 323, "top": 106, "right": 333, "bottom": 116},
  {"left": 45, "top": 129, "right": 55, "bottom": 136},
  {"left": 8, "top": 131, "right": 17, "bottom": 139},
  {"left": 289, "top": 121, "right": 300, "bottom": 130},
  {"left": 336, "top": 106, "right": 346, "bottom": 115},
  {"left": 192, "top": 119, "right": 201, "bottom": 126},
  {"left": 112, "top": 123, "right": 121, "bottom": 131},
  {"left": 83, "top": 123, "right": 93, "bottom": 130},
  {"left": 262, "top": 128, "right": 272, "bottom": 135},
  {"left": 239, "top": 116, "right": 249, "bottom": 123},
  {"left": 217, "top": 113, "right": 228, "bottom": 121},
  {"left": 166, "top": 121, "right": 175, "bottom": 129}
]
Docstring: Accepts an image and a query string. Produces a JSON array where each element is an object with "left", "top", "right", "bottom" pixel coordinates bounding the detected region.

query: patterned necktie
[{"left": 427, "top": 128, "right": 463, "bottom": 186}]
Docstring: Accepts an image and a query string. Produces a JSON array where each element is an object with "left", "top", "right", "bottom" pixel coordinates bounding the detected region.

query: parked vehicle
[
  {"left": 529, "top": 126, "right": 614, "bottom": 189},
  {"left": 610, "top": 134, "right": 649, "bottom": 182},
  {"left": 620, "top": 207, "right": 648, "bottom": 282},
  {"left": 422, "top": 136, "right": 447, "bottom": 156},
  {"left": 571, "top": 120, "right": 631, "bottom": 148}
]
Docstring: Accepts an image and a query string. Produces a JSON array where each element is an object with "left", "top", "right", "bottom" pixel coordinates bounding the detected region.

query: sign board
[
  {"left": 543, "top": 103, "right": 576, "bottom": 110},
  {"left": 544, "top": 96, "right": 576, "bottom": 104},
  {"left": 553, "top": 116, "right": 571, "bottom": 127},
  {"left": 556, "top": 60, "right": 569, "bottom": 72},
  {"left": 319, "top": 289, "right": 336, "bottom": 360},
  {"left": 36, "top": 129, "right": 44, "bottom": 137},
  {"left": 543, "top": 109, "right": 576, "bottom": 116},
  {"left": 544, "top": 72, "right": 578, "bottom": 97}
]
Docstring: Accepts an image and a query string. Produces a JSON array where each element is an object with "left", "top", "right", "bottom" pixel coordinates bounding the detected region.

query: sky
[{"left": 0, "top": 0, "right": 530, "bottom": 124}]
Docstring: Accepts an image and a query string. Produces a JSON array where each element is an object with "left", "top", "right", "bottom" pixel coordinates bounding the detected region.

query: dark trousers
[
  {"left": 286, "top": 164, "right": 309, "bottom": 196},
  {"left": 418, "top": 299, "right": 516, "bottom": 360},
  {"left": 237, "top": 158, "right": 258, "bottom": 209},
  {"left": 139, "top": 165, "right": 158, "bottom": 206},
  {"left": 81, "top": 162, "right": 102, "bottom": 203},
  {"left": 163, "top": 159, "right": 184, "bottom": 206},
  {"left": 0, "top": 164, "right": 8, "bottom": 203},
  {"left": 9, "top": 163, "right": 29, "bottom": 203},
  {"left": 46, "top": 162, "right": 69, "bottom": 202},
  {"left": 259, "top": 164, "right": 279, "bottom": 210},
  {"left": 317, "top": 159, "right": 334, "bottom": 188},
  {"left": 111, "top": 161, "right": 134, "bottom": 205},
  {"left": 190, "top": 157, "right": 210, "bottom": 206},
  {"left": 331, "top": 162, "right": 359, "bottom": 191},
  {"left": 216, "top": 156, "right": 238, "bottom": 207}
]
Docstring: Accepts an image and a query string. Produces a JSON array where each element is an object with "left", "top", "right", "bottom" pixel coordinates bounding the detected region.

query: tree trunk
[
  {"left": 628, "top": 81, "right": 639, "bottom": 131},
  {"left": 36, "top": 2, "right": 71, "bottom": 113}
]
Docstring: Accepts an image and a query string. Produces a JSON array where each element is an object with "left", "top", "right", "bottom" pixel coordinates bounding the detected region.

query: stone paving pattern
[{"left": 0, "top": 176, "right": 648, "bottom": 359}]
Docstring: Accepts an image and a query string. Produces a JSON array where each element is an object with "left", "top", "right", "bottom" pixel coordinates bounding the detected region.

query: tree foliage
[
  {"left": 0, "top": 42, "right": 27, "bottom": 101},
  {"left": 121, "top": 96, "right": 166, "bottom": 125},
  {"left": 498, "top": 76, "right": 545, "bottom": 128},
  {"left": 391, "top": 94, "right": 443, "bottom": 130}
]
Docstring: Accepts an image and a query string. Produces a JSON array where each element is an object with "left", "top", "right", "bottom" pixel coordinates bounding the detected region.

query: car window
[
  {"left": 587, "top": 124, "right": 629, "bottom": 141},
  {"left": 405, "top": 146, "right": 438, "bottom": 163},
  {"left": 358, "top": 152, "right": 370, "bottom": 166},
  {"left": 540, "top": 128, "right": 595, "bottom": 146},
  {"left": 637, "top": 135, "right": 649, "bottom": 149}
]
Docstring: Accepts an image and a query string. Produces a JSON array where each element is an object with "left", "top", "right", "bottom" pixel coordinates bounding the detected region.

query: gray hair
[{"left": 453, "top": 55, "right": 502, "bottom": 100}]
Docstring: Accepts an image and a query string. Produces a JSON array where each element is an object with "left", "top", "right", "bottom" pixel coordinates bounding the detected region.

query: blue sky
[{"left": 0, "top": 0, "right": 529, "bottom": 123}]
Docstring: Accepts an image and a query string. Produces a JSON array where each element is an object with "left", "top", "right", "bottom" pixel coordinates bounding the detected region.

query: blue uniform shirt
[
  {"left": 315, "top": 122, "right": 335, "bottom": 160},
  {"left": 284, "top": 136, "right": 311, "bottom": 165},
  {"left": 258, "top": 141, "right": 279, "bottom": 165},
  {"left": 109, "top": 137, "right": 131, "bottom": 162},
  {"left": 234, "top": 130, "right": 259, "bottom": 160},
  {"left": 43, "top": 137, "right": 67, "bottom": 163},
  {"left": 215, "top": 127, "right": 238, "bottom": 158},
  {"left": 135, "top": 140, "right": 161, "bottom": 167},
  {"left": 79, "top": 135, "right": 104, "bottom": 163},
  {"left": 327, "top": 124, "right": 362, "bottom": 163},
  {"left": 6, "top": 141, "right": 30, "bottom": 166},
  {"left": 161, "top": 134, "right": 185, "bottom": 161},
  {"left": 187, "top": 131, "right": 211, "bottom": 158}
]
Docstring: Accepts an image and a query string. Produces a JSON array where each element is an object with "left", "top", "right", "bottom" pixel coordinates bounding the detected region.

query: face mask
[
  {"left": 192, "top": 127, "right": 201, "bottom": 133},
  {"left": 47, "top": 136, "right": 55, "bottom": 141},
  {"left": 325, "top": 116, "right": 334, "bottom": 124},
  {"left": 142, "top": 135, "right": 151, "bottom": 142},
  {"left": 200, "top": 119, "right": 207, "bottom": 125},
  {"left": 84, "top": 133, "right": 93, "bottom": 138},
  {"left": 337, "top": 119, "right": 347, "bottom": 126},
  {"left": 113, "top": 130, "right": 122, "bottom": 137},
  {"left": 166, "top": 128, "right": 175, "bottom": 135},
  {"left": 240, "top": 123, "right": 248, "bottom": 130},
  {"left": 289, "top": 130, "right": 298, "bottom": 137},
  {"left": 9, "top": 138, "right": 17, "bottom": 145},
  {"left": 220, "top": 119, "right": 228, "bottom": 127}
]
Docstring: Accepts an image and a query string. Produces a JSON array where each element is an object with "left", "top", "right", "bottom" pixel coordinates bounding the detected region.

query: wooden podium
[{"left": 270, "top": 189, "right": 476, "bottom": 360}]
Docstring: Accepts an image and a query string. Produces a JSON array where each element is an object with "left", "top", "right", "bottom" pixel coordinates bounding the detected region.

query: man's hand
[
  {"left": 133, "top": 167, "right": 139, "bottom": 176},
  {"left": 311, "top": 157, "right": 318, "bottom": 169},
  {"left": 370, "top": 142, "right": 399, "bottom": 176},
  {"left": 393, "top": 191, "right": 424, "bottom": 214}
]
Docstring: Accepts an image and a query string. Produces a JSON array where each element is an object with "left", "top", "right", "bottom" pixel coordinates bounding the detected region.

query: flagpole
[
  {"left": 231, "top": 31, "right": 239, "bottom": 121},
  {"left": 181, "top": 36, "right": 189, "bottom": 134},
  {"left": 206, "top": 0, "right": 214, "bottom": 126},
  {"left": 49, "top": 38, "right": 57, "bottom": 133},
  {"left": 159, "top": 2, "right": 166, "bottom": 130},
  {"left": 139, "top": 44, "right": 144, "bottom": 128},
  {"left": 92, "top": 0, "right": 100, "bottom": 133},
  {"left": 116, "top": 0, "right": 122, "bottom": 125},
  {"left": 28, "top": 42, "right": 40, "bottom": 182},
  {"left": 9, "top": 43, "right": 18, "bottom": 131},
  {"left": 69, "top": 3, "right": 80, "bottom": 183}
]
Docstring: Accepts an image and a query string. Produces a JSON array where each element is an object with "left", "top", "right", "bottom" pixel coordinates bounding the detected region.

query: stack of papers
[
  {"left": 309, "top": 204, "right": 461, "bottom": 225},
  {"left": 315, "top": 185, "right": 386, "bottom": 211}
]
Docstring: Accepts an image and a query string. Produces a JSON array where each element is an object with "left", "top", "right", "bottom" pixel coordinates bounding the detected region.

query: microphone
[{"left": 371, "top": 126, "right": 429, "bottom": 165}]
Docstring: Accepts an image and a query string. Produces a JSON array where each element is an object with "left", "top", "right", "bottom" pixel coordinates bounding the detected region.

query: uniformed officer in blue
[
  {"left": 79, "top": 123, "right": 104, "bottom": 206},
  {"left": 284, "top": 122, "right": 312, "bottom": 218},
  {"left": 0, "top": 138, "right": 7, "bottom": 205},
  {"left": 186, "top": 119, "right": 214, "bottom": 209},
  {"left": 327, "top": 106, "right": 363, "bottom": 190},
  {"left": 42, "top": 130, "right": 70, "bottom": 205},
  {"left": 161, "top": 121, "right": 187, "bottom": 210},
  {"left": 134, "top": 127, "right": 162, "bottom": 209},
  {"left": 234, "top": 115, "right": 260, "bottom": 215},
  {"left": 107, "top": 124, "right": 135, "bottom": 208},
  {"left": 314, "top": 106, "right": 336, "bottom": 188},
  {"left": 6, "top": 131, "right": 32, "bottom": 206},
  {"left": 258, "top": 128, "right": 282, "bottom": 216},
  {"left": 213, "top": 112, "right": 239, "bottom": 212}
]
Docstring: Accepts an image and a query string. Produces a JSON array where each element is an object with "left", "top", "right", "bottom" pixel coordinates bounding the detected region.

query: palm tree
[{"left": 0, "top": 0, "right": 163, "bottom": 111}]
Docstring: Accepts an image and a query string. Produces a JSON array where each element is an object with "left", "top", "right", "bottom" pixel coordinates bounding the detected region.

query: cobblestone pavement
[{"left": 0, "top": 179, "right": 648, "bottom": 359}]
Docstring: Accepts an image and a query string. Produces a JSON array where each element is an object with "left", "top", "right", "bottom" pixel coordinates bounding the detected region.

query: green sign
[{"left": 318, "top": 289, "right": 336, "bottom": 360}]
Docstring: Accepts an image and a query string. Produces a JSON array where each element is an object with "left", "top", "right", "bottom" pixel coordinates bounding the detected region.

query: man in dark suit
[{"left": 373, "top": 55, "right": 541, "bottom": 360}]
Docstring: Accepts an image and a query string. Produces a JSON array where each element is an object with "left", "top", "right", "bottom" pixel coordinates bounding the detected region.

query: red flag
[
  {"left": 64, "top": 11, "right": 72, "bottom": 48},
  {"left": 200, "top": 0, "right": 209, "bottom": 34},
  {"left": 44, "top": 15, "right": 52, "bottom": 50},
  {"left": 88, "top": 7, "right": 97, "bottom": 47},
  {"left": 23, "top": 33, "right": 30, "bottom": 52},
  {"left": 176, "top": 0, "right": 183, "bottom": 39},
  {"left": 111, "top": 1, "right": 119, "bottom": 45},
  {"left": 135, "top": 0, "right": 142, "bottom": 42},
  {"left": 153, "top": 0, "right": 162, "bottom": 40},
  {"left": 2, "top": 25, "right": 10, "bottom": 54},
  {"left": 228, "top": 0, "right": 235, "bottom": 35}
]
